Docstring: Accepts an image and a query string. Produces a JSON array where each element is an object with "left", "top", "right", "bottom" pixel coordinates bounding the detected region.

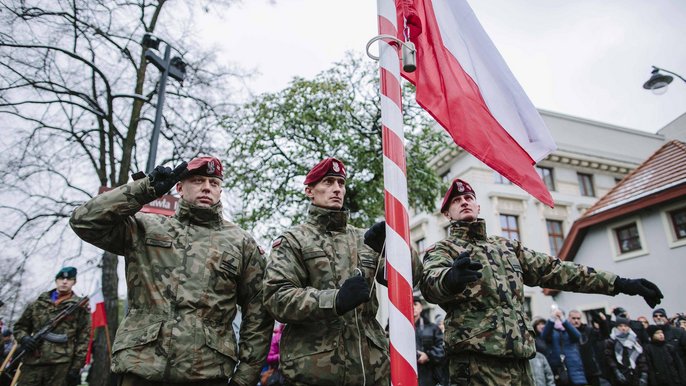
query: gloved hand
[
  {"left": 443, "top": 252, "right": 483, "bottom": 293},
  {"left": 364, "top": 221, "right": 386, "bottom": 254},
  {"left": 66, "top": 368, "right": 81, "bottom": 386},
  {"left": 614, "top": 368, "right": 627, "bottom": 384},
  {"left": 613, "top": 277, "right": 663, "bottom": 308},
  {"left": 335, "top": 275, "right": 371, "bottom": 315},
  {"left": 148, "top": 161, "right": 188, "bottom": 197},
  {"left": 639, "top": 372, "right": 648, "bottom": 386},
  {"left": 20, "top": 336, "right": 38, "bottom": 353}
]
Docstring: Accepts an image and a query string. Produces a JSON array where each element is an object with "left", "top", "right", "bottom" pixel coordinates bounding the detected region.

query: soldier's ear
[
  {"left": 304, "top": 185, "right": 314, "bottom": 199},
  {"left": 176, "top": 181, "right": 184, "bottom": 197}
]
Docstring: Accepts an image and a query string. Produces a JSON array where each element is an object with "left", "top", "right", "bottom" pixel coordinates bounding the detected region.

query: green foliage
[{"left": 223, "top": 53, "right": 447, "bottom": 239}]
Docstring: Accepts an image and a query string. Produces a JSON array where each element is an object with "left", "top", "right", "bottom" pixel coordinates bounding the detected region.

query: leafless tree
[{"left": 0, "top": 1, "right": 245, "bottom": 384}]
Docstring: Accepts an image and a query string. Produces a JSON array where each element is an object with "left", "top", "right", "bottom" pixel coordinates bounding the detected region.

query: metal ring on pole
[{"left": 365, "top": 34, "right": 412, "bottom": 61}]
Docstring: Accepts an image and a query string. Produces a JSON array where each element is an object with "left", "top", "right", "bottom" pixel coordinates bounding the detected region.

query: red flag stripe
[
  {"left": 380, "top": 68, "right": 402, "bottom": 109},
  {"left": 390, "top": 342, "right": 420, "bottom": 386},
  {"left": 382, "top": 126, "right": 407, "bottom": 173},
  {"left": 378, "top": 15, "right": 397, "bottom": 37},
  {"left": 383, "top": 190, "right": 410, "bottom": 243}
]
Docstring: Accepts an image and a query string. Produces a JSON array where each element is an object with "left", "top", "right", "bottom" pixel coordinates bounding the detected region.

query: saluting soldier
[
  {"left": 70, "top": 156, "right": 272, "bottom": 386},
  {"left": 420, "top": 178, "right": 664, "bottom": 386},
  {"left": 263, "top": 157, "right": 423, "bottom": 386},
  {"left": 13, "top": 267, "right": 90, "bottom": 386}
]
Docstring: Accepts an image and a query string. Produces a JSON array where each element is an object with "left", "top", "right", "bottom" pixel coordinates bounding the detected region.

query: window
[
  {"left": 546, "top": 220, "right": 564, "bottom": 255},
  {"left": 440, "top": 170, "right": 450, "bottom": 183},
  {"left": 669, "top": 208, "right": 686, "bottom": 240},
  {"left": 577, "top": 173, "right": 595, "bottom": 197},
  {"left": 615, "top": 223, "right": 641, "bottom": 253},
  {"left": 537, "top": 167, "right": 555, "bottom": 191},
  {"left": 494, "top": 172, "right": 512, "bottom": 185},
  {"left": 415, "top": 238, "right": 426, "bottom": 252},
  {"left": 500, "top": 214, "right": 520, "bottom": 241}
]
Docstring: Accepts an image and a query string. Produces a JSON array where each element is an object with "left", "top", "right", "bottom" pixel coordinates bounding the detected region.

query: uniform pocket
[
  {"left": 112, "top": 321, "right": 163, "bottom": 354},
  {"left": 280, "top": 323, "right": 340, "bottom": 386},
  {"left": 301, "top": 247, "right": 334, "bottom": 289},
  {"left": 445, "top": 309, "right": 498, "bottom": 353}
]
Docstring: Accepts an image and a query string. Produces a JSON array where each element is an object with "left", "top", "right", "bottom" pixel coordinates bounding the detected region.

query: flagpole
[
  {"left": 376, "top": 0, "right": 418, "bottom": 385},
  {"left": 104, "top": 325, "right": 113, "bottom": 361}
]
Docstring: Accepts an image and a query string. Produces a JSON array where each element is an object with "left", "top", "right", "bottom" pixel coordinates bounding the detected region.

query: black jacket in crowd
[{"left": 415, "top": 317, "right": 446, "bottom": 386}]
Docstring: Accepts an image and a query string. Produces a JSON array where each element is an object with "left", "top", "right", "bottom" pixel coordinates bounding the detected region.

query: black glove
[
  {"left": 364, "top": 221, "right": 386, "bottom": 254},
  {"left": 444, "top": 252, "right": 483, "bottom": 293},
  {"left": 335, "top": 275, "right": 371, "bottom": 315},
  {"left": 20, "top": 336, "right": 38, "bottom": 353},
  {"left": 66, "top": 369, "right": 81, "bottom": 386},
  {"left": 148, "top": 161, "right": 188, "bottom": 197},
  {"left": 614, "top": 369, "right": 627, "bottom": 384},
  {"left": 639, "top": 372, "right": 648, "bottom": 386},
  {"left": 613, "top": 277, "right": 663, "bottom": 308}
]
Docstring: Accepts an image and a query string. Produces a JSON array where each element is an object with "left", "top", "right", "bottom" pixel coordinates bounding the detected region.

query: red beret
[
  {"left": 183, "top": 156, "right": 224, "bottom": 180},
  {"left": 303, "top": 158, "right": 346, "bottom": 185},
  {"left": 440, "top": 178, "right": 475, "bottom": 212}
]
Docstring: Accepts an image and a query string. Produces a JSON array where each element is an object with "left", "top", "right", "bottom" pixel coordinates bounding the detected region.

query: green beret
[{"left": 55, "top": 266, "right": 77, "bottom": 280}]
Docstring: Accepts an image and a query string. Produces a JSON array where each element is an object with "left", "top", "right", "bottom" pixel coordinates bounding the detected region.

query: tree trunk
[{"left": 89, "top": 251, "right": 120, "bottom": 386}]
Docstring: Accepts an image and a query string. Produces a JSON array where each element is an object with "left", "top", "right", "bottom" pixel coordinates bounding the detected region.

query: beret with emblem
[
  {"left": 55, "top": 266, "right": 77, "bottom": 280},
  {"left": 440, "top": 178, "right": 476, "bottom": 212},
  {"left": 303, "top": 157, "right": 346, "bottom": 185},
  {"left": 183, "top": 156, "right": 224, "bottom": 180}
]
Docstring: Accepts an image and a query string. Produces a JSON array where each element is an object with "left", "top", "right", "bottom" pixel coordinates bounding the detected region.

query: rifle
[{"left": 2, "top": 296, "right": 89, "bottom": 379}]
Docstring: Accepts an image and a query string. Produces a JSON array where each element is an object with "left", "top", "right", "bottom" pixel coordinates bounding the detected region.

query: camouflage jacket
[
  {"left": 13, "top": 290, "right": 90, "bottom": 369},
  {"left": 263, "top": 205, "right": 423, "bottom": 385},
  {"left": 69, "top": 178, "right": 272, "bottom": 385},
  {"left": 420, "top": 219, "right": 617, "bottom": 360}
]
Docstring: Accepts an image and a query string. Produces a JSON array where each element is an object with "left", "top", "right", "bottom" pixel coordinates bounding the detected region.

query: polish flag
[
  {"left": 85, "top": 286, "right": 107, "bottom": 364},
  {"left": 395, "top": 0, "right": 556, "bottom": 206}
]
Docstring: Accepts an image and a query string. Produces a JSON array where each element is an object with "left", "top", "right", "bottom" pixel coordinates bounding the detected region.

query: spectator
[
  {"left": 434, "top": 315, "right": 449, "bottom": 386},
  {"left": 530, "top": 350, "right": 556, "bottom": 386},
  {"left": 652, "top": 307, "right": 686, "bottom": 368},
  {"left": 604, "top": 317, "right": 648, "bottom": 386},
  {"left": 260, "top": 322, "right": 285, "bottom": 386},
  {"left": 635, "top": 316, "right": 649, "bottom": 330},
  {"left": 533, "top": 317, "right": 550, "bottom": 355},
  {"left": 612, "top": 307, "right": 649, "bottom": 345},
  {"left": 676, "top": 315, "right": 686, "bottom": 332},
  {"left": 414, "top": 296, "right": 445, "bottom": 386},
  {"left": 542, "top": 308, "right": 587, "bottom": 385},
  {"left": 644, "top": 324, "right": 686, "bottom": 386},
  {"left": 568, "top": 310, "right": 608, "bottom": 386},
  {"left": 1, "top": 329, "right": 13, "bottom": 364}
]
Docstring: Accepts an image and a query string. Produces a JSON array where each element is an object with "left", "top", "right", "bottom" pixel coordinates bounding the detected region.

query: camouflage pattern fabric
[
  {"left": 17, "top": 362, "right": 72, "bottom": 386},
  {"left": 13, "top": 290, "right": 90, "bottom": 369},
  {"left": 448, "top": 352, "right": 534, "bottom": 386},
  {"left": 420, "top": 219, "right": 617, "bottom": 361},
  {"left": 263, "top": 205, "right": 423, "bottom": 386},
  {"left": 69, "top": 178, "right": 272, "bottom": 385}
]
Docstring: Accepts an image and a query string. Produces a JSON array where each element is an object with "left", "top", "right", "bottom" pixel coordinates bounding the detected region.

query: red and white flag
[
  {"left": 85, "top": 285, "right": 107, "bottom": 364},
  {"left": 396, "top": 0, "right": 556, "bottom": 206}
]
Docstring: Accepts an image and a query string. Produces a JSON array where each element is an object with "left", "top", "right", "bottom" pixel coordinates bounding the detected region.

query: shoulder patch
[
  {"left": 425, "top": 244, "right": 436, "bottom": 253},
  {"left": 272, "top": 238, "right": 283, "bottom": 249}
]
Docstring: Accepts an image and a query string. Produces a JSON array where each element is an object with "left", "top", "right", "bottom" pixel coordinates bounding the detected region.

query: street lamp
[
  {"left": 642, "top": 66, "right": 686, "bottom": 95},
  {"left": 143, "top": 33, "right": 187, "bottom": 173}
]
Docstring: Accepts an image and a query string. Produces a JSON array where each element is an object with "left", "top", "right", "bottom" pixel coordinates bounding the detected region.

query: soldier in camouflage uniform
[
  {"left": 263, "top": 157, "right": 422, "bottom": 386},
  {"left": 420, "top": 178, "right": 664, "bottom": 386},
  {"left": 69, "top": 157, "right": 272, "bottom": 386},
  {"left": 14, "top": 267, "right": 90, "bottom": 386}
]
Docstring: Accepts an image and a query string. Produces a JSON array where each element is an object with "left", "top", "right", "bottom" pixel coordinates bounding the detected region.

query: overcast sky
[{"left": 197, "top": 0, "right": 686, "bottom": 133}]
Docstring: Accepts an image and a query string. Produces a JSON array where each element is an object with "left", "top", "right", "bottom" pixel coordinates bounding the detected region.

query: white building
[
  {"left": 551, "top": 140, "right": 686, "bottom": 319},
  {"left": 409, "top": 110, "right": 670, "bottom": 319}
]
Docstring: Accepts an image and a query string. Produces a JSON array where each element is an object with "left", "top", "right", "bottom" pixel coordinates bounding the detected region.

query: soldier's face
[
  {"left": 55, "top": 278, "right": 76, "bottom": 294},
  {"left": 176, "top": 175, "right": 222, "bottom": 207},
  {"left": 305, "top": 176, "right": 346, "bottom": 210},
  {"left": 444, "top": 194, "right": 480, "bottom": 222}
]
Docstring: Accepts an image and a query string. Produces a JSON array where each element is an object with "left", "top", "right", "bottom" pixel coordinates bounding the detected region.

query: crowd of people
[
  {"left": 0, "top": 156, "right": 670, "bottom": 386},
  {"left": 530, "top": 306, "right": 686, "bottom": 386}
]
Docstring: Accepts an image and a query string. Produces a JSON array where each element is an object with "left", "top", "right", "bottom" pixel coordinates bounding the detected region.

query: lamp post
[
  {"left": 642, "top": 65, "right": 686, "bottom": 95},
  {"left": 143, "top": 33, "right": 187, "bottom": 173}
]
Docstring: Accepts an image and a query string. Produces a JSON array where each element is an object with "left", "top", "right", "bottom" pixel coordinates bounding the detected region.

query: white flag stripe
[
  {"left": 385, "top": 226, "right": 412, "bottom": 279},
  {"left": 380, "top": 95, "right": 403, "bottom": 138},
  {"left": 379, "top": 43, "right": 401, "bottom": 79},
  {"left": 432, "top": 0, "right": 556, "bottom": 162},
  {"left": 377, "top": 0, "right": 398, "bottom": 30},
  {"left": 382, "top": 156, "right": 409, "bottom": 206},
  {"left": 388, "top": 301, "right": 419, "bottom": 371}
]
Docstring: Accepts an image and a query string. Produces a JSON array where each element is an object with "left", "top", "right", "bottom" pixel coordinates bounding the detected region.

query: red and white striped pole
[{"left": 377, "top": 0, "right": 418, "bottom": 385}]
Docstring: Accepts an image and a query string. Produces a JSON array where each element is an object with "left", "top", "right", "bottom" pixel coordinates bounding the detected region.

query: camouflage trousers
[
  {"left": 17, "top": 363, "right": 71, "bottom": 386},
  {"left": 118, "top": 373, "right": 228, "bottom": 386},
  {"left": 447, "top": 353, "right": 535, "bottom": 386}
]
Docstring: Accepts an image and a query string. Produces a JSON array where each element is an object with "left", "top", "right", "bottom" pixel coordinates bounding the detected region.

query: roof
[{"left": 544, "top": 140, "right": 686, "bottom": 295}]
